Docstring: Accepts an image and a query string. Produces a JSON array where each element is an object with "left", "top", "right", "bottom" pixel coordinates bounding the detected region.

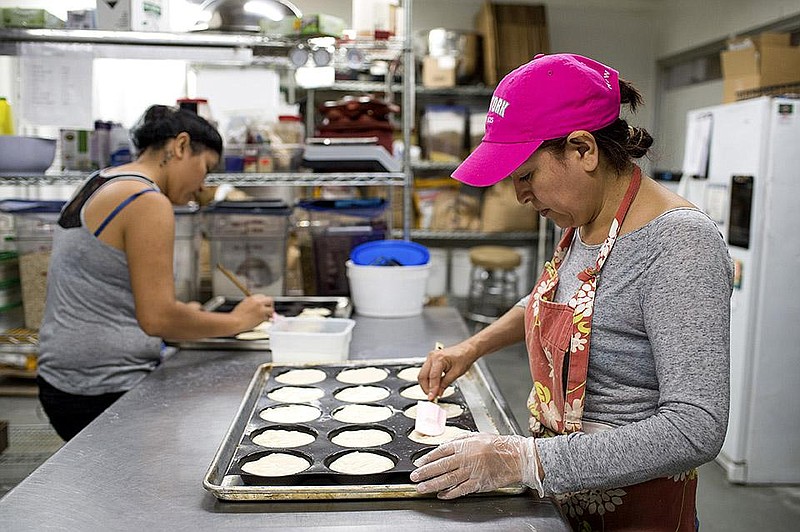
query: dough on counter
[
  {"left": 396, "top": 366, "right": 421, "bottom": 382},
  {"left": 335, "top": 367, "right": 389, "bottom": 384},
  {"left": 330, "top": 428, "right": 393, "bottom": 448},
  {"left": 241, "top": 452, "right": 310, "bottom": 476},
  {"left": 298, "top": 307, "right": 332, "bottom": 317},
  {"left": 275, "top": 368, "right": 327, "bottom": 385},
  {"left": 252, "top": 429, "right": 316, "bottom": 448},
  {"left": 332, "top": 404, "right": 393, "bottom": 423},
  {"left": 328, "top": 451, "right": 395, "bottom": 475},
  {"left": 236, "top": 320, "right": 273, "bottom": 340},
  {"left": 403, "top": 402, "right": 464, "bottom": 420},
  {"left": 267, "top": 386, "right": 325, "bottom": 403},
  {"left": 400, "top": 384, "right": 455, "bottom": 401},
  {"left": 236, "top": 330, "right": 270, "bottom": 341},
  {"left": 333, "top": 385, "right": 390, "bottom": 403},
  {"left": 260, "top": 404, "right": 321, "bottom": 423},
  {"left": 408, "top": 425, "right": 473, "bottom": 445}
]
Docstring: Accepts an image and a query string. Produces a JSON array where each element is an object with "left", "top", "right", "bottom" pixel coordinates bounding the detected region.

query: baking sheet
[
  {"left": 168, "top": 296, "right": 352, "bottom": 351},
  {"left": 203, "top": 358, "right": 528, "bottom": 500}
]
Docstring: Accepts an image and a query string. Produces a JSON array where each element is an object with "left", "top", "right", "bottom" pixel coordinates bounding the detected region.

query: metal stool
[{"left": 465, "top": 245, "right": 521, "bottom": 329}]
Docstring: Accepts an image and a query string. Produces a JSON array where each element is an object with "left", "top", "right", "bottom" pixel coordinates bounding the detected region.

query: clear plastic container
[
  {"left": 0, "top": 200, "right": 64, "bottom": 329},
  {"left": 173, "top": 205, "right": 200, "bottom": 302},
  {"left": 269, "top": 317, "right": 355, "bottom": 363},
  {"left": 204, "top": 200, "right": 291, "bottom": 297}
]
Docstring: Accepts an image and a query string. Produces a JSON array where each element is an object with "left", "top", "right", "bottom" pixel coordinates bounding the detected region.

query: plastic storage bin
[
  {"left": 346, "top": 260, "right": 431, "bottom": 318},
  {"left": 295, "top": 199, "right": 387, "bottom": 296},
  {"left": 173, "top": 204, "right": 200, "bottom": 302},
  {"left": 204, "top": 200, "right": 291, "bottom": 297},
  {"left": 269, "top": 317, "right": 355, "bottom": 363},
  {"left": 0, "top": 200, "right": 65, "bottom": 330}
]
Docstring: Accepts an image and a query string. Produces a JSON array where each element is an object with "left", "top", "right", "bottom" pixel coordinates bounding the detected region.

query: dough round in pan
[
  {"left": 330, "top": 428, "right": 393, "bottom": 448},
  {"left": 333, "top": 385, "right": 390, "bottom": 403},
  {"left": 236, "top": 330, "right": 270, "bottom": 341},
  {"left": 241, "top": 453, "right": 311, "bottom": 476},
  {"left": 254, "top": 320, "right": 273, "bottom": 331},
  {"left": 396, "top": 366, "right": 421, "bottom": 382},
  {"left": 267, "top": 386, "right": 325, "bottom": 403},
  {"left": 260, "top": 404, "right": 321, "bottom": 423},
  {"left": 275, "top": 368, "right": 327, "bottom": 385},
  {"left": 332, "top": 404, "right": 393, "bottom": 423},
  {"left": 298, "top": 307, "right": 332, "bottom": 317},
  {"left": 252, "top": 429, "right": 315, "bottom": 448},
  {"left": 400, "top": 384, "right": 455, "bottom": 401},
  {"left": 328, "top": 451, "right": 395, "bottom": 475},
  {"left": 408, "top": 425, "right": 473, "bottom": 445},
  {"left": 335, "top": 367, "right": 389, "bottom": 384},
  {"left": 403, "top": 402, "right": 464, "bottom": 420}
]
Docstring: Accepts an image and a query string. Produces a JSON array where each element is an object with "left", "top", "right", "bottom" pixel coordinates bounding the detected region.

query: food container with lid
[
  {"left": 204, "top": 200, "right": 291, "bottom": 298},
  {"left": 173, "top": 204, "right": 201, "bottom": 302}
]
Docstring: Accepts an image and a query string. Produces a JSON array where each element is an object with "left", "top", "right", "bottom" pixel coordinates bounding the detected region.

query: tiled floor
[{"left": 2, "top": 344, "right": 799, "bottom": 530}]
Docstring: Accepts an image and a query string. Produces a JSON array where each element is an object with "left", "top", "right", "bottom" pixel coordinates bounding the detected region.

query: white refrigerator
[{"left": 680, "top": 97, "right": 800, "bottom": 484}]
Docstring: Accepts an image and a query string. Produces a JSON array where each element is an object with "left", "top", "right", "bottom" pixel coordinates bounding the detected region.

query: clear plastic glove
[{"left": 410, "top": 433, "right": 541, "bottom": 499}]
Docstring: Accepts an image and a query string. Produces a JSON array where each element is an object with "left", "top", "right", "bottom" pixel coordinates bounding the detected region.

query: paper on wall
[{"left": 19, "top": 43, "right": 94, "bottom": 129}]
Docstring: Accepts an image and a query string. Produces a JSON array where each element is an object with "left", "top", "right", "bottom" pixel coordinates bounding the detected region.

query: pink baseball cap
[{"left": 452, "top": 53, "right": 621, "bottom": 187}]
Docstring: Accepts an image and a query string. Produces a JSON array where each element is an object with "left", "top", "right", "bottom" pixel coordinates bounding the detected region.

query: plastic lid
[
  {"left": 350, "top": 240, "right": 430, "bottom": 266},
  {"left": 296, "top": 198, "right": 386, "bottom": 218},
  {"left": 204, "top": 199, "right": 291, "bottom": 215}
]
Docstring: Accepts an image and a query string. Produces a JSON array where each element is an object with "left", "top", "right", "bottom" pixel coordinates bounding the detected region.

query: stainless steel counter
[{"left": 0, "top": 308, "right": 568, "bottom": 531}]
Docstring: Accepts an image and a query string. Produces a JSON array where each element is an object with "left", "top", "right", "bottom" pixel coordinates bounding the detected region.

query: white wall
[{"left": 655, "top": 0, "right": 800, "bottom": 57}]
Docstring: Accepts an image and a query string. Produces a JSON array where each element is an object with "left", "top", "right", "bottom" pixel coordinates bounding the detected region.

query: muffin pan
[
  {"left": 228, "top": 362, "right": 480, "bottom": 486},
  {"left": 204, "top": 358, "right": 527, "bottom": 501}
]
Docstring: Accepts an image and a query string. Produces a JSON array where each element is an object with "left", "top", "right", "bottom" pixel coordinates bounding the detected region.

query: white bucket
[{"left": 346, "top": 260, "right": 431, "bottom": 318}]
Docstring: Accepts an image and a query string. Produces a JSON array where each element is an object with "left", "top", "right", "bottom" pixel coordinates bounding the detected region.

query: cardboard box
[
  {"left": 60, "top": 129, "right": 94, "bottom": 171},
  {"left": 422, "top": 55, "right": 456, "bottom": 88},
  {"left": 727, "top": 32, "right": 791, "bottom": 52},
  {"left": 721, "top": 45, "right": 800, "bottom": 102},
  {"left": 96, "top": 0, "right": 164, "bottom": 32}
]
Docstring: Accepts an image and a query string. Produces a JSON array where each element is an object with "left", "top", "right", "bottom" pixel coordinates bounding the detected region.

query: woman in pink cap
[{"left": 412, "top": 53, "right": 733, "bottom": 531}]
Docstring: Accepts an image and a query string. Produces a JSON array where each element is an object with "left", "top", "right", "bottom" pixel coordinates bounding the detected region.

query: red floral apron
[{"left": 524, "top": 166, "right": 697, "bottom": 531}]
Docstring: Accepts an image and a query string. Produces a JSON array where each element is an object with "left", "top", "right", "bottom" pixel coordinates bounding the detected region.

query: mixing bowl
[{"left": 0, "top": 136, "right": 57, "bottom": 174}]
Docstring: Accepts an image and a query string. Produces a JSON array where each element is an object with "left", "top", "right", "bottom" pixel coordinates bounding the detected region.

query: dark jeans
[{"left": 37, "top": 375, "right": 125, "bottom": 441}]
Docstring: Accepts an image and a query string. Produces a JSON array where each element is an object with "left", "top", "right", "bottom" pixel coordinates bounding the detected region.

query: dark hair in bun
[
  {"left": 131, "top": 105, "right": 223, "bottom": 157},
  {"left": 539, "top": 78, "right": 654, "bottom": 174}
]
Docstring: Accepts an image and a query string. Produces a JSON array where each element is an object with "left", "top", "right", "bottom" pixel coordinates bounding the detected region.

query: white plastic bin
[
  {"left": 346, "top": 260, "right": 431, "bottom": 318},
  {"left": 269, "top": 317, "right": 355, "bottom": 363}
]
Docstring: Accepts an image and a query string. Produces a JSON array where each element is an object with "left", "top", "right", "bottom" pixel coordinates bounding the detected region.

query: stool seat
[{"left": 469, "top": 246, "right": 522, "bottom": 270}]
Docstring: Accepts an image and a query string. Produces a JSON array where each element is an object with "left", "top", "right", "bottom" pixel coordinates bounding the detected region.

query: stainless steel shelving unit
[{"left": 0, "top": 11, "right": 416, "bottom": 237}]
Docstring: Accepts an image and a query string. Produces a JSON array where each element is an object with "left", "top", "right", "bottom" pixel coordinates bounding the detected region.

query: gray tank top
[{"left": 38, "top": 174, "right": 163, "bottom": 395}]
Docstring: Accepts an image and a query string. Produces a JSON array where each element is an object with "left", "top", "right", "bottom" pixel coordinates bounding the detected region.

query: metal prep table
[{"left": 0, "top": 308, "right": 569, "bottom": 531}]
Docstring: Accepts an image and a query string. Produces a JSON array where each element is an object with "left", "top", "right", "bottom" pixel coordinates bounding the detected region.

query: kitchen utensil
[
  {"left": 414, "top": 342, "right": 447, "bottom": 436},
  {"left": 216, "top": 263, "right": 252, "bottom": 296}
]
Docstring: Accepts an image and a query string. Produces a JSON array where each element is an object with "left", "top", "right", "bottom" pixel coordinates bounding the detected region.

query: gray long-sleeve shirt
[{"left": 516, "top": 208, "right": 733, "bottom": 494}]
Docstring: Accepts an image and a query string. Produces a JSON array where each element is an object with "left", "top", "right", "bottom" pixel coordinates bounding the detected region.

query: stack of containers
[
  {"left": 0, "top": 200, "right": 65, "bottom": 330},
  {"left": 204, "top": 200, "right": 291, "bottom": 298},
  {"left": 294, "top": 198, "right": 387, "bottom": 296},
  {"left": 173, "top": 204, "right": 201, "bottom": 302}
]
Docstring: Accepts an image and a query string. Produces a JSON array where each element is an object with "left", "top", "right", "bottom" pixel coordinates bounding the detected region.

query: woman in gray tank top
[{"left": 37, "top": 105, "right": 275, "bottom": 441}]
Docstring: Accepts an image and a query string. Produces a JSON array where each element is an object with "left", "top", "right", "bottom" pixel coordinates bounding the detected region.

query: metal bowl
[
  {"left": 0, "top": 136, "right": 56, "bottom": 174},
  {"left": 193, "top": 0, "right": 302, "bottom": 33}
]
